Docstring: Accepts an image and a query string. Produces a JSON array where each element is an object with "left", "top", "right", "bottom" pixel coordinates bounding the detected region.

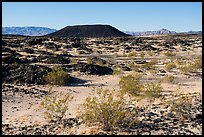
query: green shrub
[
  {"left": 178, "top": 55, "right": 202, "bottom": 74},
  {"left": 41, "top": 87, "right": 73, "bottom": 122},
  {"left": 86, "top": 57, "right": 106, "bottom": 66},
  {"left": 119, "top": 73, "right": 163, "bottom": 98},
  {"left": 170, "top": 95, "right": 193, "bottom": 121},
  {"left": 113, "top": 66, "right": 123, "bottom": 75},
  {"left": 80, "top": 88, "right": 138, "bottom": 131},
  {"left": 119, "top": 73, "right": 143, "bottom": 95},
  {"left": 128, "top": 62, "right": 141, "bottom": 72},
  {"left": 164, "top": 51, "right": 176, "bottom": 57},
  {"left": 45, "top": 66, "right": 69, "bottom": 86},
  {"left": 162, "top": 75, "right": 175, "bottom": 83},
  {"left": 178, "top": 64, "right": 192, "bottom": 74},
  {"left": 194, "top": 55, "right": 202, "bottom": 70},
  {"left": 165, "top": 62, "right": 177, "bottom": 71},
  {"left": 147, "top": 51, "right": 153, "bottom": 56},
  {"left": 86, "top": 57, "right": 94, "bottom": 64},
  {"left": 140, "top": 52, "right": 145, "bottom": 60},
  {"left": 128, "top": 51, "right": 136, "bottom": 57},
  {"left": 70, "top": 58, "right": 78, "bottom": 64},
  {"left": 142, "top": 82, "right": 163, "bottom": 98},
  {"left": 142, "top": 59, "right": 157, "bottom": 70}
]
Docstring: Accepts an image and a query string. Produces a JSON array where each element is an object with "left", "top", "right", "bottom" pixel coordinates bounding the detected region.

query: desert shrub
[
  {"left": 106, "top": 58, "right": 115, "bottom": 66},
  {"left": 119, "top": 73, "right": 163, "bottom": 98},
  {"left": 147, "top": 51, "right": 153, "bottom": 56},
  {"left": 70, "top": 58, "right": 78, "bottom": 64},
  {"left": 80, "top": 88, "right": 138, "bottom": 132},
  {"left": 142, "top": 59, "right": 157, "bottom": 70},
  {"left": 170, "top": 95, "right": 193, "bottom": 121},
  {"left": 86, "top": 57, "right": 94, "bottom": 64},
  {"left": 194, "top": 54, "right": 202, "bottom": 70},
  {"left": 178, "top": 63, "right": 193, "bottom": 74},
  {"left": 128, "top": 61, "right": 141, "bottom": 72},
  {"left": 178, "top": 55, "right": 202, "bottom": 74},
  {"left": 86, "top": 57, "right": 106, "bottom": 66},
  {"left": 142, "top": 82, "right": 163, "bottom": 98},
  {"left": 114, "top": 53, "right": 118, "bottom": 57},
  {"left": 41, "top": 87, "right": 73, "bottom": 122},
  {"left": 149, "top": 69, "right": 159, "bottom": 75},
  {"left": 165, "top": 62, "right": 177, "bottom": 71},
  {"left": 164, "top": 51, "right": 176, "bottom": 57},
  {"left": 112, "top": 67, "right": 123, "bottom": 75},
  {"left": 140, "top": 52, "right": 145, "bottom": 60},
  {"left": 128, "top": 51, "right": 136, "bottom": 57},
  {"left": 119, "top": 73, "right": 143, "bottom": 95},
  {"left": 162, "top": 75, "right": 175, "bottom": 83},
  {"left": 45, "top": 66, "right": 69, "bottom": 86}
]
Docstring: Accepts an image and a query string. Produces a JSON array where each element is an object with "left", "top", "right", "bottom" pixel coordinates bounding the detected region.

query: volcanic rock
[
  {"left": 46, "top": 24, "right": 130, "bottom": 38},
  {"left": 73, "top": 62, "right": 113, "bottom": 75}
]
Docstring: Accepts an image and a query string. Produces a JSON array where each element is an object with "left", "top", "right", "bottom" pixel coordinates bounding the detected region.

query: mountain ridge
[
  {"left": 2, "top": 26, "right": 57, "bottom": 36},
  {"left": 124, "top": 29, "right": 202, "bottom": 36}
]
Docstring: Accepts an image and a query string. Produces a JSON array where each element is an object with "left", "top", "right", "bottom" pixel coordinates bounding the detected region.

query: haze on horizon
[{"left": 2, "top": 2, "right": 202, "bottom": 32}]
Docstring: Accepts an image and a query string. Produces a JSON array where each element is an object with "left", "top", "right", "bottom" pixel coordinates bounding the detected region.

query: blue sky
[{"left": 2, "top": 2, "right": 202, "bottom": 32}]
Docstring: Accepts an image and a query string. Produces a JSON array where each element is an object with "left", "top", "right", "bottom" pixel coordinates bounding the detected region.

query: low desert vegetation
[
  {"left": 128, "top": 51, "right": 137, "bottom": 57},
  {"left": 164, "top": 51, "right": 176, "bottom": 57},
  {"left": 79, "top": 88, "right": 138, "bottom": 132},
  {"left": 165, "top": 62, "right": 177, "bottom": 71},
  {"left": 86, "top": 57, "right": 94, "bottom": 64},
  {"left": 162, "top": 75, "right": 175, "bottom": 83},
  {"left": 128, "top": 61, "right": 141, "bottom": 72},
  {"left": 41, "top": 87, "right": 73, "bottom": 122},
  {"left": 142, "top": 82, "right": 163, "bottom": 98},
  {"left": 119, "top": 73, "right": 163, "bottom": 98},
  {"left": 142, "top": 59, "right": 158, "bottom": 70},
  {"left": 119, "top": 73, "right": 143, "bottom": 96},
  {"left": 178, "top": 55, "right": 202, "bottom": 74},
  {"left": 194, "top": 54, "right": 202, "bottom": 70},
  {"left": 86, "top": 57, "right": 106, "bottom": 66},
  {"left": 140, "top": 52, "right": 145, "bottom": 60},
  {"left": 112, "top": 65, "right": 124, "bottom": 75},
  {"left": 45, "top": 66, "right": 69, "bottom": 86},
  {"left": 170, "top": 95, "right": 193, "bottom": 122},
  {"left": 70, "top": 58, "right": 79, "bottom": 64},
  {"left": 147, "top": 50, "right": 153, "bottom": 56}
]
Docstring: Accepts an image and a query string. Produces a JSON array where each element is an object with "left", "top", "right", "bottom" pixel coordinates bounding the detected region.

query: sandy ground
[{"left": 2, "top": 69, "right": 202, "bottom": 127}]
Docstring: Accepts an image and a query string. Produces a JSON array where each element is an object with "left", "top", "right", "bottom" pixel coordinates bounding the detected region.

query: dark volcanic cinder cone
[{"left": 45, "top": 24, "right": 130, "bottom": 38}]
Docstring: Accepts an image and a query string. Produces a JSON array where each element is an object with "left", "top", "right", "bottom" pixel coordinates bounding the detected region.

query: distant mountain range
[
  {"left": 2, "top": 27, "right": 57, "bottom": 36},
  {"left": 124, "top": 28, "right": 202, "bottom": 36},
  {"left": 46, "top": 24, "right": 130, "bottom": 38},
  {"left": 2, "top": 26, "right": 201, "bottom": 37}
]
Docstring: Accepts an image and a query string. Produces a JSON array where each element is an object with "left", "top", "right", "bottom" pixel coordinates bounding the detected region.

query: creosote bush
[
  {"left": 86, "top": 57, "right": 106, "bottom": 66},
  {"left": 119, "top": 73, "right": 143, "bottom": 96},
  {"left": 178, "top": 55, "right": 202, "bottom": 74},
  {"left": 162, "top": 75, "right": 175, "bottom": 83},
  {"left": 79, "top": 88, "right": 138, "bottom": 132},
  {"left": 112, "top": 66, "right": 123, "bottom": 75},
  {"left": 170, "top": 95, "right": 193, "bottom": 122},
  {"left": 45, "top": 66, "right": 69, "bottom": 86},
  {"left": 119, "top": 73, "right": 163, "bottom": 98},
  {"left": 128, "top": 51, "right": 136, "bottom": 57},
  {"left": 142, "top": 59, "right": 158, "bottom": 70},
  {"left": 41, "top": 87, "right": 73, "bottom": 122},
  {"left": 147, "top": 51, "right": 153, "bottom": 56},
  {"left": 165, "top": 62, "right": 177, "bottom": 71},
  {"left": 164, "top": 51, "right": 176, "bottom": 57},
  {"left": 142, "top": 82, "right": 163, "bottom": 98},
  {"left": 140, "top": 52, "right": 145, "bottom": 60}
]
